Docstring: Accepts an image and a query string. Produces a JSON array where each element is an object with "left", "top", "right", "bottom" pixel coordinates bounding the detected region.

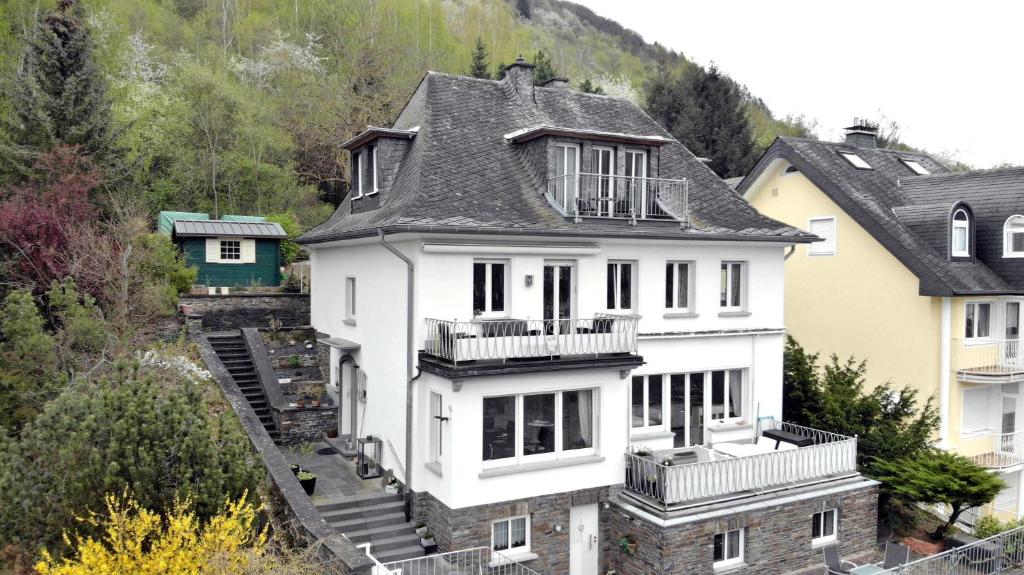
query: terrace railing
[
  {"left": 624, "top": 421, "right": 858, "bottom": 508},
  {"left": 423, "top": 315, "right": 639, "bottom": 365},
  {"left": 954, "top": 338, "right": 1024, "bottom": 377},
  {"left": 378, "top": 546, "right": 543, "bottom": 575},
  {"left": 881, "top": 524, "right": 1024, "bottom": 574},
  {"left": 546, "top": 173, "right": 689, "bottom": 225},
  {"left": 957, "top": 430, "right": 1024, "bottom": 469}
]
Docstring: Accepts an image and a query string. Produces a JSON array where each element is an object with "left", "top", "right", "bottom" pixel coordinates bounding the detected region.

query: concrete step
[
  {"left": 341, "top": 521, "right": 417, "bottom": 545},
  {"left": 373, "top": 543, "right": 427, "bottom": 564},
  {"left": 248, "top": 400, "right": 268, "bottom": 409},
  {"left": 221, "top": 358, "right": 253, "bottom": 366},
  {"left": 360, "top": 532, "right": 423, "bottom": 555},
  {"left": 320, "top": 499, "right": 405, "bottom": 523},
  {"left": 330, "top": 511, "right": 407, "bottom": 532},
  {"left": 315, "top": 492, "right": 404, "bottom": 513}
]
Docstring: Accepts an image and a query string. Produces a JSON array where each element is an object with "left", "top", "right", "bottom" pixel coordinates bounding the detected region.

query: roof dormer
[
  {"left": 342, "top": 126, "right": 418, "bottom": 209},
  {"left": 950, "top": 202, "right": 974, "bottom": 260}
]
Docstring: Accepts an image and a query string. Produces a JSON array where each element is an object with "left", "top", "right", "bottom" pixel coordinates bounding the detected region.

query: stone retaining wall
[
  {"left": 180, "top": 293, "right": 310, "bottom": 330},
  {"left": 275, "top": 405, "right": 338, "bottom": 446}
]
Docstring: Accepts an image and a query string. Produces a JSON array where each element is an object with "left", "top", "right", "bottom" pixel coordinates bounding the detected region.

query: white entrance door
[{"left": 569, "top": 503, "right": 599, "bottom": 575}]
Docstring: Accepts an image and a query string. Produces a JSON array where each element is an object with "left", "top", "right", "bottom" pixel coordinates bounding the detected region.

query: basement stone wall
[{"left": 180, "top": 293, "right": 310, "bottom": 330}]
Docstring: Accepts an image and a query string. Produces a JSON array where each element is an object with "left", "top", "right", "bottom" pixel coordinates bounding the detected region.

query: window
[
  {"left": 808, "top": 217, "right": 836, "bottom": 256},
  {"left": 720, "top": 262, "right": 745, "bottom": 310},
  {"left": 429, "top": 392, "right": 443, "bottom": 463},
  {"left": 965, "top": 302, "right": 991, "bottom": 339},
  {"left": 952, "top": 209, "right": 970, "bottom": 257},
  {"left": 838, "top": 151, "right": 872, "bottom": 170},
  {"left": 665, "top": 261, "right": 694, "bottom": 311},
  {"left": 553, "top": 143, "right": 579, "bottom": 213},
  {"left": 607, "top": 261, "right": 635, "bottom": 311},
  {"left": 492, "top": 516, "right": 529, "bottom": 555},
  {"left": 783, "top": 165, "right": 800, "bottom": 175},
  {"left": 1004, "top": 216, "right": 1024, "bottom": 257},
  {"left": 482, "top": 390, "right": 596, "bottom": 463},
  {"left": 352, "top": 152, "right": 363, "bottom": 198},
  {"left": 473, "top": 260, "right": 508, "bottom": 317},
  {"left": 220, "top": 240, "right": 241, "bottom": 261},
  {"left": 631, "top": 375, "right": 664, "bottom": 429},
  {"left": 345, "top": 277, "right": 357, "bottom": 322},
  {"left": 710, "top": 369, "right": 743, "bottom": 421},
  {"left": 713, "top": 529, "right": 743, "bottom": 569},
  {"left": 812, "top": 509, "right": 837, "bottom": 546},
  {"left": 366, "top": 145, "right": 378, "bottom": 195},
  {"left": 900, "top": 158, "right": 930, "bottom": 175}
]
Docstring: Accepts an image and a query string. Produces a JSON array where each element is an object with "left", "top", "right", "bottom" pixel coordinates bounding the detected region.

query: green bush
[{"left": 265, "top": 213, "right": 302, "bottom": 265}]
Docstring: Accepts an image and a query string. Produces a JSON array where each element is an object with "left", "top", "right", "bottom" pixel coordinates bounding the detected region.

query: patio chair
[
  {"left": 823, "top": 544, "right": 857, "bottom": 575},
  {"left": 882, "top": 542, "right": 911, "bottom": 568}
]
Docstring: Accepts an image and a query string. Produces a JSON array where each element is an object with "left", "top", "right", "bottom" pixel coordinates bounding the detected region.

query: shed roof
[{"left": 173, "top": 219, "right": 287, "bottom": 239}]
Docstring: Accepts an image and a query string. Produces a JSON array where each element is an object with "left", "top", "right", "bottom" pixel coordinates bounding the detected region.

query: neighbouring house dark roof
[
  {"left": 173, "top": 220, "right": 288, "bottom": 239},
  {"left": 737, "top": 137, "right": 1024, "bottom": 296},
  {"left": 298, "top": 70, "right": 815, "bottom": 246}
]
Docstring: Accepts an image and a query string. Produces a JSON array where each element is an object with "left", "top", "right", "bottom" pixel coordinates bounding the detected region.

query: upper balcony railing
[
  {"left": 954, "top": 338, "right": 1024, "bottom": 378},
  {"left": 956, "top": 430, "right": 1024, "bottom": 469},
  {"left": 423, "top": 315, "right": 639, "bottom": 365},
  {"left": 623, "top": 421, "right": 858, "bottom": 509},
  {"left": 546, "top": 173, "right": 689, "bottom": 225}
]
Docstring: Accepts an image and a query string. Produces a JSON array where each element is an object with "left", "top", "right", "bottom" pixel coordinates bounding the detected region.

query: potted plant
[
  {"left": 618, "top": 534, "right": 637, "bottom": 556},
  {"left": 290, "top": 463, "right": 301, "bottom": 475},
  {"left": 311, "top": 396, "right": 321, "bottom": 408},
  {"left": 326, "top": 428, "right": 338, "bottom": 439},
  {"left": 634, "top": 446, "right": 653, "bottom": 457},
  {"left": 415, "top": 521, "right": 428, "bottom": 537},
  {"left": 419, "top": 531, "right": 435, "bottom": 548},
  {"left": 661, "top": 456, "right": 674, "bottom": 466},
  {"left": 298, "top": 470, "right": 317, "bottom": 496},
  {"left": 295, "top": 398, "right": 305, "bottom": 409},
  {"left": 384, "top": 477, "right": 401, "bottom": 494}
]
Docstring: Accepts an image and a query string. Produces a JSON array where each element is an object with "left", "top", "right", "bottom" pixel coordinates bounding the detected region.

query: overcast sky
[{"left": 572, "top": 0, "right": 1022, "bottom": 168}]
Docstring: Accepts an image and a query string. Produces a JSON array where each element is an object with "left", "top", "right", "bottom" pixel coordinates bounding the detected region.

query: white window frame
[
  {"left": 366, "top": 145, "right": 378, "bottom": 195},
  {"left": 344, "top": 277, "right": 357, "bottom": 324},
  {"left": 482, "top": 389, "right": 599, "bottom": 468},
  {"left": 900, "top": 158, "right": 930, "bottom": 175},
  {"left": 1004, "top": 216, "right": 1024, "bottom": 258},
  {"left": 665, "top": 261, "right": 695, "bottom": 312},
  {"left": 631, "top": 374, "right": 666, "bottom": 432},
  {"left": 491, "top": 515, "right": 530, "bottom": 556},
  {"left": 952, "top": 209, "right": 970, "bottom": 257},
  {"left": 591, "top": 146, "right": 616, "bottom": 217},
  {"left": 554, "top": 143, "right": 580, "bottom": 214},
  {"left": 965, "top": 301, "right": 992, "bottom": 340},
  {"left": 838, "top": 151, "right": 872, "bottom": 170},
  {"left": 807, "top": 217, "right": 837, "bottom": 256},
  {"left": 352, "top": 151, "right": 363, "bottom": 199},
  {"left": 811, "top": 509, "right": 838, "bottom": 547},
  {"left": 713, "top": 528, "right": 744, "bottom": 570},
  {"left": 219, "top": 239, "right": 241, "bottom": 261},
  {"left": 607, "top": 260, "right": 636, "bottom": 312},
  {"left": 720, "top": 261, "right": 746, "bottom": 311},
  {"left": 473, "top": 259, "right": 509, "bottom": 318},
  {"left": 710, "top": 369, "right": 745, "bottom": 423},
  {"left": 429, "top": 391, "right": 443, "bottom": 464}
]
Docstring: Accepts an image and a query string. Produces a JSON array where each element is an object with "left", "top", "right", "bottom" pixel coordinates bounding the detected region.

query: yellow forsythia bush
[{"left": 36, "top": 491, "right": 265, "bottom": 575}]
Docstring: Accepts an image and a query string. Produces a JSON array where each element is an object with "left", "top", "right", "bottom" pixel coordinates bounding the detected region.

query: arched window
[
  {"left": 1005, "top": 216, "right": 1024, "bottom": 257},
  {"left": 951, "top": 209, "right": 970, "bottom": 257}
]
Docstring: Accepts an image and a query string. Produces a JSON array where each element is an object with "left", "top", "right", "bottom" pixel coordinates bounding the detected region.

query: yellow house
[{"left": 739, "top": 122, "right": 1024, "bottom": 523}]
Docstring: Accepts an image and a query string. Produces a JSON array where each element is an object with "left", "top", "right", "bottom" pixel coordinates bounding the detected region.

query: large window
[
  {"left": 952, "top": 209, "right": 970, "bottom": 257},
  {"left": 965, "top": 302, "right": 991, "bottom": 339},
  {"left": 713, "top": 529, "right": 744, "bottom": 569},
  {"left": 492, "top": 516, "right": 529, "bottom": 554},
  {"left": 607, "top": 261, "right": 635, "bottom": 311},
  {"left": 720, "top": 261, "right": 746, "bottom": 311},
  {"left": 473, "top": 260, "right": 508, "bottom": 317},
  {"left": 812, "top": 509, "right": 837, "bottom": 546},
  {"left": 711, "top": 369, "right": 743, "bottom": 421},
  {"left": 220, "top": 240, "right": 241, "bottom": 261},
  {"left": 482, "top": 390, "right": 596, "bottom": 463},
  {"left": 1005, "top": 216, "right": 1024, "bottom": 257},
  {"left": 631, "top": 375, "right": 663, "bottom": 430},
  {"left": 808, "top": 217, "right": 836, "bottom": 256},
  {"left": 665, "top": 261, "right": 694, "bottom": 311}
]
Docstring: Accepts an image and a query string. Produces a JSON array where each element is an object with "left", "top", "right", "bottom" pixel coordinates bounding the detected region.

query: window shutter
[
  {"left": 241, "top": 239, "right": 256, "bottom": 263},
  {"left": 205, "top": 238, "right": 219, "bottom": 262}
]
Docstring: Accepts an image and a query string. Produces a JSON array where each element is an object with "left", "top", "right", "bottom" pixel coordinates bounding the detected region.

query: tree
[
  {"left": 533, "top": 50, "right": 557, "bottom": 86},
  {"left": 578, "top": 79, "right": 605, "bottom": 95},
  {"left": 0, "top": 290, "right": 62, "bottom": 433},
  {"left": 874, "top": 451, "right": 1004, "bottom": 539},
  {"left": 644, "top": 64, "right": 757, "bottom": 177},
  {"left": 265, "top": 212, "right": 302, "bottom": 265},
  {"left": 782, "top": 336, "right": 821, "bottom": 426},
  {"left": 1, "top": 0, "right": 126, "bottom": 181},
  {"left": 469, "top": 37, "right": 491, "bottom": 79}
]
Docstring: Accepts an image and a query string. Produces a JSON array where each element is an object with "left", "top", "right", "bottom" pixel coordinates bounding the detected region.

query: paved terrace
[{"left": 282, "top": 441, "right": 383, "bottom": 501}]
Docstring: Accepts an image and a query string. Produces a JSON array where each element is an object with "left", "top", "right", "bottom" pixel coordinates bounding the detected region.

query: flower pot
[
  {"left": 299, "top": 474, "right": 317, "bottom": 496},
  {"left": 290, "top": 463, "right": 301, "bottom": 475},
  {"left": 419, "top": 537, "right": 435, "bottom": 548},
  {"left": 326, "top": 429, "right": 338, "bottom": 439},
  {"left": 415, "top": 526, "right": 428, "bottom": 537},
  {"left": 385, "top": 483, "right": 399, "bottom": 494},
  {"left": 295, "top": 400, "right": 305, "bottom": 409},
  {"left": 626, "top": 543, "right": 637, "bottom": 556},
  {"left": 311, "top": 399, "right": 321, "bottom": 407}
]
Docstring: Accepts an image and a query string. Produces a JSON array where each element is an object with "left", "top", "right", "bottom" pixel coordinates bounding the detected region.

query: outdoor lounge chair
[
  {"left": 882, "top": 542, "right": 911, "bottom": 568},
  {"left": 823, "top": 544, "right": 857, "bottom": 575}
]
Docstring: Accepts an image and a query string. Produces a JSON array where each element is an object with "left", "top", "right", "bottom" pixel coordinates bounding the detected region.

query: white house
[{"left": 299, "top": 60, "right": 878, "bottom": 574}]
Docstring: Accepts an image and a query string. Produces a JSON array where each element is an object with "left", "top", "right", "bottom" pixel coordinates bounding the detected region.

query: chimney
[
  {"left": 843, "top": 118, "right": 879, "bottom": 149},
  {"left": 541, "top": 77, "right": 569, "bottom": 90},
  {"left": 502, "top": 57, "right": 536, "bottom": 102}
]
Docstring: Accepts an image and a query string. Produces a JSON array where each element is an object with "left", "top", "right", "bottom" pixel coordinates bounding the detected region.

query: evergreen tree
[
  {"left": 0, "top": 290, "right": 62, "bottom": 433},
  {"left": 1, "top": 0, "right": 126, "bottom": 181},
  {"left": 579, "top": 79, "right": 605, "bottom": 94},
  {"left": 644, "top": 64, "right": 757, "bottom": 177},
  {"left": 469, "top": 37, "right": 491, "bottom": 79},
  {"left": 533, "top": 50, "right": 556, "bottom": 86},
  {"left": 494, "top": 61, "right": 507, "bottom": 80}
]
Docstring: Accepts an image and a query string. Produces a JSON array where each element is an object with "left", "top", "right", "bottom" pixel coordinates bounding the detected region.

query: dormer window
[
  {"left": 352, "top": 151, "right": 363, "bottom": 199},
  {"left": 951, "top": 209, "right": 970, "bottom": 257},
  {"left": 1005, "top": 216, "right": 1024, "bottom": 257},
  {"left": 900, "top": 158, "right": 930, "bottom": 175},
  {"left": 366, "top": 145, "right": 378, "bottom": 195},
  {"left": 838, "top": 151, "right": 872, "bottom": 170}
]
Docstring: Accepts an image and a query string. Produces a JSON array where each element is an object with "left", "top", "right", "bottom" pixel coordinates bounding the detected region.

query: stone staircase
[
  {"left": 316, "top": 492, "right": 424, "bottom": 564},
  {"left": 207, "top": 332, "right": 281, "bottom": 443}
]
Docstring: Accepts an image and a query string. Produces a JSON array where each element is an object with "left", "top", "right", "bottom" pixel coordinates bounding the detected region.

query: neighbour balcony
[
  {"left": 957, "top": 430, "right": 1024, "bottom": 469},
  {"left": 422, "top": 315, "right": 640, "bottom": 371},
  {"left": 954, "top": 338, "right": 1024, "bottom": 380},
  {"left": 623, "top": 421, "right": 858, "bottom": 512},
  {"left": 546, "top": 173, "right": 689, "bottom": 225}
]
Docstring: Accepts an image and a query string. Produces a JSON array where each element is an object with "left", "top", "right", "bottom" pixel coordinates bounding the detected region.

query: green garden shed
[{"left": 171, "top": 219, "right": 287, "bottom": 287}]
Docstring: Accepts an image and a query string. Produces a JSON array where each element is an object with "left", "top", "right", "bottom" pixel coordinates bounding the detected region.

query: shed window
[
  {"left": 1004, "top": 216, "right": 1024, "bottom": 257},
  {"left": 220, "top": 240, "right": 241, "bottom": 260},
  {"left": 952, "top": 209, "right": 970, "bottom": 257}
]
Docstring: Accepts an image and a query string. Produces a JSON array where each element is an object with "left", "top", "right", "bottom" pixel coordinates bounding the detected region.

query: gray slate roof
[
  {"left": 298, "top": 71, "right": 814, "bottom": 246},
  {"left": 173, "top": 219, "right": 288, "bottom": 239},
  {"left": 738, "top": 137, "right": 1024, "bottom": 296}
]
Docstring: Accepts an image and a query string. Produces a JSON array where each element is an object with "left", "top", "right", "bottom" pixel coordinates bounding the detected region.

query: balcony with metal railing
[
  {"left": 954, "top": 338, "right": 1024, "bottom": 381},
  {"left": 545, "top": 173, "right": 689, "bottom": 225},
  {"left": 879, "top": 524, "right": 1024, "bottom": 574},
  {"left": 374, "top": 546, "right": 543, "bottom": 575},
  {"left": 421, "top": 315, "right": 642, "bottom": 375},
  {"left": 622, "top": 421, "right": 859, "bottom": 512},
  {"left": 956, "top": 430, "right": 1024, "bottom": 469}
]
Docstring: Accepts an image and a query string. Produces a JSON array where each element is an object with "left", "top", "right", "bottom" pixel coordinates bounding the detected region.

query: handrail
[
  {"left": 953, "top": 338, "right": 1024, "bottom": 375},
  {"left": 385, "top": 437, "right": 406, "bottom": 484},
  {"left": 545, "top": 172, "right": 688, "bottom": 224},
  {"left": 381, "top": 546, "right": 542, "bottom": 574},
  {"left": 882, "top": 524, "right": 1024, "bottom": 573}
]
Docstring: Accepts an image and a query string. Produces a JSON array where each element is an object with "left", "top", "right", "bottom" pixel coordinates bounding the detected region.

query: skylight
[
  {"left": 839, "top": 151, "right": 872, "bottom": 170},
  {"left": 900, "top": 158, "right": 930, "bottom": 175}
]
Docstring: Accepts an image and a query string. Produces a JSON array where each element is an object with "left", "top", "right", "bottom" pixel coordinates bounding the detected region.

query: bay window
[
  {"left": 482, "top": 389, "right": 597, "bottom": 464},
  {"left": 965, "top": 302, "right": 991, "bottom": 339},
  {"left": 473, "top": 260, "right": 508, "bottom": 317}
]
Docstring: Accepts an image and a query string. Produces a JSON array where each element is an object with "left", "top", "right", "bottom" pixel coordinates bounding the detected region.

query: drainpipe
[
  {"left": 939, "top": 297, "right": 952, "bottom": 448},
  {"left": 378, "top": 229, "right": 416, "bottom": 521},
  {"left": 783, "top": 245, "right": 796, "bottom": 260}
]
